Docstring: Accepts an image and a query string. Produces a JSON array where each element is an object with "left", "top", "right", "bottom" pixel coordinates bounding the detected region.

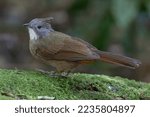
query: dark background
[{"left": 0, "top": 0, "right": 150, "bottom": 82}]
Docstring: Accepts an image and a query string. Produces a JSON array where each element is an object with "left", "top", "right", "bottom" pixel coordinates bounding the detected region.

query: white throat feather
[{"left": 28, "top": 28, "right": 38, "bottom": 40}]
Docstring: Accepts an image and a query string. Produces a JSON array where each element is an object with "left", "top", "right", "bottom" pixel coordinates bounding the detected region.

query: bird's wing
[
  {"left": 36, "top": 31, "right": 99, "bottom": 61},
  {"left": 72, "top": 37, "right": 99, "bottom": 51}
]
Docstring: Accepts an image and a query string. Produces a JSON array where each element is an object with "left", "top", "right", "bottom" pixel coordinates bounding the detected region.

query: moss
[{"left": 0, "top": 69, "right": 150, "bottom": 100}]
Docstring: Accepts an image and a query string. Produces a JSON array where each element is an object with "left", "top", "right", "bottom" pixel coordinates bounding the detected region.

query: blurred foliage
[
  {"left": 69, "top": 0, "right": 90, "bottom": 15},
  {"left": 0, "top": 0, "right": 150, "bottom": 81}
]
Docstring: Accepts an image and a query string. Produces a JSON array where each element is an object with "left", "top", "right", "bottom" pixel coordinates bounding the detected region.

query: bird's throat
[{"left": 28, "top": 28, "right": 38, "bottom": 40}]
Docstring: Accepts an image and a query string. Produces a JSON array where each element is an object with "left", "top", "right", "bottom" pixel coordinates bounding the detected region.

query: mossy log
[{"left": 0, "top": 69, "right": 150, "bottom": 100}]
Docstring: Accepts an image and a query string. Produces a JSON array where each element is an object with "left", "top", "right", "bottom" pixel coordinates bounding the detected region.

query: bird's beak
[{"left": 23, "top": 23, "right": 29, "bottom": 27}]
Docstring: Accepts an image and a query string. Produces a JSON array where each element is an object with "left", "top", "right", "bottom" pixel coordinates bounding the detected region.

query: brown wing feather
[{"left": 35, "top": 31, "right": 99, "bottom": 61}]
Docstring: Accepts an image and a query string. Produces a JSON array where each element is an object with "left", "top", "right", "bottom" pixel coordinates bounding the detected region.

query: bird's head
[{"left": 24, "top": 17, "right": 54, "bottom": 40}]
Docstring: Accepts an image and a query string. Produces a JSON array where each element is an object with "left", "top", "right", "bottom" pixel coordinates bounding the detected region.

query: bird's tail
[{"left": 97, "top": 51, "right": 141, "bottom": 69}]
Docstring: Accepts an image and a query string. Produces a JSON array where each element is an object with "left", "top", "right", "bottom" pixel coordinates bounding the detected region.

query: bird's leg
[
  {"left": 49, "top": 71, "right": 60, "bottom": 78},
  {"left": 48, "top": 71, "right": 68, "bottom": 78},
  {"left": 35, "top": 68, "right": 71, "bottom": 78},
  {"left": 36, "top": 68, "right": 51, "bottom": 74},
  {"left": 36, "top": 68, "right": 58, "bottom": 78}
]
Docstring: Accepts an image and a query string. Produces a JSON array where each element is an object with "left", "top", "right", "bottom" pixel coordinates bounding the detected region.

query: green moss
[
  {"left": 0, "top": 95, "right": 14, "bottom": 100},
  {"left": 0, "top": 69, "right": 150, "bottom": 100}
]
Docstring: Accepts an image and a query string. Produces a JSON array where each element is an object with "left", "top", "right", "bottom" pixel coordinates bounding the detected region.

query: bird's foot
[
  {"left": 48, "top": 72, "right": 60, "bottom": 78},
  {"left": 35, "top": 68, "right": 70, "bottom": 78},
  {"left": 49, "top": 71, "right": 72, "bottom": 78},
  {"left": 49, "top": 72, "right": 70, "bottom": 78},
  {"left": 36, "top": 68, "right": 56, "bottom": 77},
  {"left": 60, "top": 72, "right": 70, "bottom": 78},
  {"left": 36, "top": 68, "right": 51, "bottom": 74}
]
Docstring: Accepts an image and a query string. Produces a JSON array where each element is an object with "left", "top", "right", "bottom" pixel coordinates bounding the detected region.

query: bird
[{"left": 24, "top": 17, "right": 141, "bottom": 77}]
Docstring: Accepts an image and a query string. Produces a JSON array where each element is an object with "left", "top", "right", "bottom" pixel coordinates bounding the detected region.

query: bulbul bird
[{"left": 24, "top": 17, "right": 141, "bottom": 77}]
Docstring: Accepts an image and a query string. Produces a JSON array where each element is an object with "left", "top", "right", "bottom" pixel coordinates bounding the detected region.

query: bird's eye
[{"left": 37, "top": 26, "right": 42, "bottom": 29}]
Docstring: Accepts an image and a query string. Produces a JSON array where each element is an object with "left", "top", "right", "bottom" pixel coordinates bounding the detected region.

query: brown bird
[{"left": 24, "top": 17, "right": 141, "bottom": 77}]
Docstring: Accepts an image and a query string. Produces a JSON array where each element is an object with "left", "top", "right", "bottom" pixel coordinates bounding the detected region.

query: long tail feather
[{"left": 98, "top": 51, "right": 141, "bottom": 69}]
